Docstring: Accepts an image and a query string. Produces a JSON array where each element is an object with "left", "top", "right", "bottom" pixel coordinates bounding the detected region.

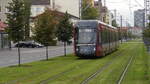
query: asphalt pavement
[{"left": 0, "top": 46, "right": 73, "bottom": 67}]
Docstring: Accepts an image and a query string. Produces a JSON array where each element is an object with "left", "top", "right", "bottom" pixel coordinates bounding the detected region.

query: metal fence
[{"left": 0, "top": 32, "right": 10, "bottom": 49}]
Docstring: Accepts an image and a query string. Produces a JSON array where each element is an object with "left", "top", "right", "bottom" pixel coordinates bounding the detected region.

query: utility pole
[
  {"left": 79, "top": 0, "right": 82, "bottom": 19},
  {"left": 98, "top": 0, "right": 102, "bottom": 20},
  {"left": 114, "top": 9, "right": 117, "bottom": 21},
  {"left": 52, "top": 0, "right": 55, "bottom": 9},
  {"left": 109, "top": 9, "right": 117, "bottom": 26},
  {"left": 120, "top": 16, "right": 123, "bottom": 43},
  {"left": 145, "top": 0, "right": 150, "bottom": 28},
  {"left": 79, "top": 0, "right": 93, "bottom": 20},
  {"left": 103, "top": 0, "right": 107, "bottom": 23},
  {"left": 104, "top": 0, "right": 106, "bottom": 7}
]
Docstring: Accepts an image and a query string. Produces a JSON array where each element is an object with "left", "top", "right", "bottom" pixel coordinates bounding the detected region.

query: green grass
[
  {"left": 0, "top": 40, "right": 149, "bottom": 84},
  {"left": 122, "top": 43, "right": 150, "bottom": 84},
  {"left": 88, "top": 43, "right": 139, "bottom": 84}
]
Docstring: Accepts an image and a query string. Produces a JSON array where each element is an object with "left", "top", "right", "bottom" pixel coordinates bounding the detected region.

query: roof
[
  {"left": 0, "top": 21, "right": 7, "bottom": 31},
  {"left": 31, "top": 9, "right": 79, "bottom": 20},
  {"left": 31, "top": 0, "right": 50, "bottom": 5},
  {"left": 75, "top": 20, "right": 117, "bottom": 29}
]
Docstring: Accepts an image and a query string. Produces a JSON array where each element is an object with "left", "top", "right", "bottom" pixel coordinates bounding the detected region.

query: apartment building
[
  {"left": 31, "top": 0, "right": 80, "bottom": 19},
  {"left": 0, "top": 0, "right": 80, "bottom": 22},
  {"left": 134, "top": 9, "right": 145, "bottom": 28},
  {"left": 0, "top": 0, "right": 11, "bottom": 22}
]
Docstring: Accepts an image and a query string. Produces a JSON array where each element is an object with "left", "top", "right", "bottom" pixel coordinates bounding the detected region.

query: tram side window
[
  {"left": 113, "top": 32, "right": 115, "bottom": 42},
  {"left": 114, "top": 32, "right": 116, "bottom": 42},
  {"left": 111, "top": 31, "right": 114, "bottom": 42},
  {"left": 105, "top": 28, "right": 107, "bottom": 43},
  {"left": 106, "top": 28, "right": 109, "bottom": 43},
  {"left": 111, "top": 31, "right": 113, "bottom": 42},
  {"left": 117, "top": 32, "right": 119, "bottom": 41},
  {"left": 113, "top": 31, "right": 115, "bottom": 42},
  {"left": 109, "top": 30, "right": 112, "bottom": 43},
  {"left": 102, "top": 28, "right": 106, "bottom": 44},
  {"left": 102, "top": 29, "right": 105, "bottom": 44},
  {"left": 112, "top": 31, "right": 115, "bottom": 42},
  {"left": 115, "top": 32, "right": 117, "bottom": 41},
  {"left": 99, "top": 32, "right": 101, "bottom": 44}
]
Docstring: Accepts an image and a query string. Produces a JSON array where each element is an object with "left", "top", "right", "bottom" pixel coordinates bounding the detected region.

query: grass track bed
[
  {"left": 88, "top": 44, "right": 138, "bottom": 84},
  {"left": 0, "top": 40, "right": 150, "bottom": 84},
  {"left": 122, "top": 43, "right": 150, "bottom": 84}
]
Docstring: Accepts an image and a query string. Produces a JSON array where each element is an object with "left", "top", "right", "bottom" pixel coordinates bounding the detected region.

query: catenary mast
[{"left": 145, "top": 0, "right": 150, "bottom": 27}]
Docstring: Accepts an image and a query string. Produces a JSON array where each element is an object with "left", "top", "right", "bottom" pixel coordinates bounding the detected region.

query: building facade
[
  {"left": 0, "top": 21, "right": 9, "bottom": 49},
  {"left": 0, "top": 0, "right": 11, "bottom": 22},
  {"left": 94, "top": 0, "right": 103, "bottom": 20},
  {"left": 31, "top": 0, "right": 80, "bottom": 18},
  {"left": 0, "top": 0, "right": 80, "bottom": 22},
  {"left": 145, "top": 0, "right": 150, "bottom": 27},
  {"left": 134, "top": 9, "right": 145, "bottom": 28},
  {"left": 94, "top": 0, "right": 112, "bottom": 25}
]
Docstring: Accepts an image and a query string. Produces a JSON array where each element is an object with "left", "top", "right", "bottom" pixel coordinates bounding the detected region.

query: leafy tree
[
  {"left": 147, "top": 16, "right": 150, "bottom": 28},
  {"left": 82, "top": 0, "right": 99, "bottom": 20},
  {"left": 6, "top": 0, "right": 25, "bottom": 66},
  {"left": 112, "top": 20, "right": 118, "bottom": 27},
  {"left": 56, "top": 12, "right": 73, "bottom": 56},
  {"left": 143, "top": 28, "right": 150, "bottom": 38},
  {"left": 6, "top": 0, "right": 25, "bottom": 42},
  {"left": 23, "top": 0, "right": 31, "bottom": 40},
  {"left": 33, "top": 9, "right": 59, "bottom": 60},
  {"left": 143, "top": 16, "right": 150, "bottom": 38}
]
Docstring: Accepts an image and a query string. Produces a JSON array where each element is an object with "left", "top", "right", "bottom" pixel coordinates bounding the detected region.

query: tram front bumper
[{"left": 76, "top": 45, "right": 96, "bottom": 57}]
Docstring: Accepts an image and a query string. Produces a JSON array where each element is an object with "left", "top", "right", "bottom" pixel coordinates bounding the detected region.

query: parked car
[
  {"left": 14, "top": 41, "right": 44, "bottom": 48},
  {"left": 14, "top": 42, "right": 26, "bottom": 48}
]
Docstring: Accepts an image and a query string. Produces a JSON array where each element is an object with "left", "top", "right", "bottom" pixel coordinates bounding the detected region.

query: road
[{"left": 0, "top": 46, "right": 73, "bottom": 67}]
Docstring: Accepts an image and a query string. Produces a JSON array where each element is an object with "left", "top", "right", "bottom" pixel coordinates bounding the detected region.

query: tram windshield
[{"left": 77, "top": 28, "right": 96, "bottom": 44}]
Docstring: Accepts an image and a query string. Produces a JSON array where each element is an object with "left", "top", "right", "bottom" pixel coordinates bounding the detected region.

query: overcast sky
[{"left": 95, "top": 0, "right": 144, "bottom": 26}]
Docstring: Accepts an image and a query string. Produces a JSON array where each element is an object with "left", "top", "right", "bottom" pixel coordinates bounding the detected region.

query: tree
[
  {"left": 33, "top": 9, "right": 59, "bottom": 60},
  {"left": 23, "top": 0, "right": 31, "bottom": 40},
  {"left": 82, "top": 0, "right": 99, "bottom": 20},
  {"left": 143, "top": 16, "right": 150, "bottom": 38},
  {"left": 6, "top": 0, "right": 25, "bottom": 66},
  {"left": 56, "top": 12, "right": 73, "bottom": 56},
  {"left": 112, "top": 20, "right": 118, "bottom": 27}
]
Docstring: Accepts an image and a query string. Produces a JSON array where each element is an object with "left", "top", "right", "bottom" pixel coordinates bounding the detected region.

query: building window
[
  {"left": 5, "top": 8, "right": 8, "bottom": 13},
  {"left": 50, "top": 0, "right": 51, "bottom": 6},
  {"left": 36, "top": 8, "right": 41, "bottom": 13},
  {"left": 0, "top": 6, "right": 1, "bottom": 12},
  {"left": 52, "top": 0, "right": 55, "bottom": 9}
]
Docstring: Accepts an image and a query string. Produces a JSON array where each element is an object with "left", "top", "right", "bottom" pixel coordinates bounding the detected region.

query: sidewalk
[{"left": 0, "top": 45, "right": 73, "bottom": 67}]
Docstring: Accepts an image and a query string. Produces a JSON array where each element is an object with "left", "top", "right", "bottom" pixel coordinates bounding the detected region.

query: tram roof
[{"left": 75, "top": 20, "right": 117, "bottom": 29}]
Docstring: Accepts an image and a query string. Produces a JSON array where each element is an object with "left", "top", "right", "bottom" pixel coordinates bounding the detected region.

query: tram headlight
[
  {"left": 93, "top": 48, "right": 96, "bottom": 51},
  {"left": 76, "top": 48, "right": 79, "bottom": 51}
]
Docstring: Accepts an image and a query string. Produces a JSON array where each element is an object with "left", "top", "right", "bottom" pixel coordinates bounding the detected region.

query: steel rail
[
  {"left": 117, "top": 55, "right": 134, "bottom": 84},
  {"left": 80, "top": 45, "right": 131, "bottom": 84},
  {"left": 6, "top": 43, "right": 130, "bottom": 84}
]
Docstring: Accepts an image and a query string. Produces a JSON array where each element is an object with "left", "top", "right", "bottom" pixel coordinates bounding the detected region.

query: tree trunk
[
  {"left": 46, "top": 46, "right": 48, "bottom": 60},
  {"left": 64, "top": 42, "right": 66, "bottom": 56},
  {"left": 9, "top": 41, "right": 12, "bottom": 50},
  {"left": 17, "top": 41, "right": 21, "bottom": 66}
]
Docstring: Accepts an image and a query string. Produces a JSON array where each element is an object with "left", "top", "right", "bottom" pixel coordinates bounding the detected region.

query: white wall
[
  {"left": 31, "top": 0, "right": 80, "bottom": 18},
  {"left": 54, "top": 0, "right": 79, "bottom": 18},
  {"left": 0, "top": 0, "right": 11, "bottom": 22},
  {"left": 31, "top": 5, "right": 50, "bottom": 17}
]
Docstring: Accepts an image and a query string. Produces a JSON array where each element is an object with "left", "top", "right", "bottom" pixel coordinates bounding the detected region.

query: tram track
[
  {"left": 5, "top": 57, "right": 93, "bottom": 84},
  {"left": 38, "top": 60, "right": 94, "bottom": 84},
  {"left": 116, "top": 44, "right": 138, "bottom": 84},
  {"left": 117, "top": 55, "right": 134, "bottom": 84},
  {"left": 5, "top": 43, "right": 130, "bottom": 84},
  {"left": 80, "top": 44, "right": 132, "bottom": 84},
  {"left": 39, "top": 44, "right": 130, "bottom": 84}
]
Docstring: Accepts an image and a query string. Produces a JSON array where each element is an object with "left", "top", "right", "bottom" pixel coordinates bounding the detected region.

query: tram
[{"left": 74, "top": 20, "right": 119, "bottom": 57}]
